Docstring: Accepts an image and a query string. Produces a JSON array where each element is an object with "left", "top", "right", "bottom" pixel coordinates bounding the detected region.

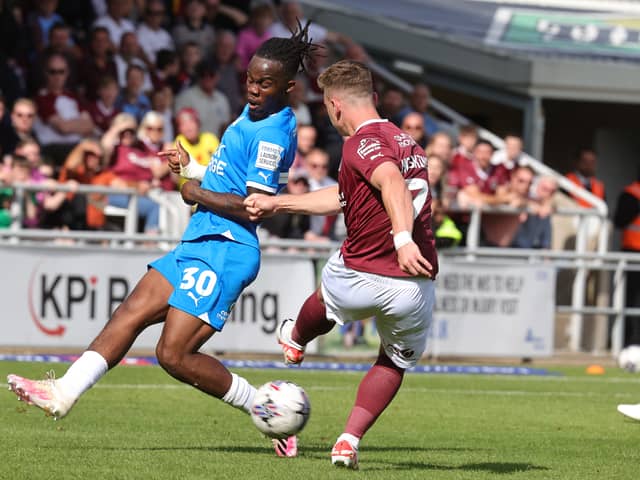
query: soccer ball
[
  {"left": 250, "top": 380, "right": 310, "bottom": 439},
  {"left": 618, "top": 345, "right": 640, "bottom": 373}
]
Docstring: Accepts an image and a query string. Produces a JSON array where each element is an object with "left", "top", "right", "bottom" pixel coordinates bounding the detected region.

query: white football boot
[{"left": 7, "top": 371, "right": 76, "bottom": 420}]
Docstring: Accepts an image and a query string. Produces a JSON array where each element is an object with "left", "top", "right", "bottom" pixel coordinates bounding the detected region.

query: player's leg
[
  {"left": 331, "top": 348, "right": 404, "bottom": 470},
  {"left": 7, "top": 268, "right": 173, "bottom": 419},
  {"left": 331, "top": 275, "right": 435, "bottom": 469},
  {"left": 278, "top": 287, "right": 335, "bottom": 365}
]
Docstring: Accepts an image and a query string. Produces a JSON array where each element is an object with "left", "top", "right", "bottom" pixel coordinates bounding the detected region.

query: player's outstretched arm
[
  {"left": 370, "top": 162, "right": 433, "bottom": 278},
  {"left": 244, "top": 184, "right": 341, "bottom": 220},
  {"left": 182, "top": 182, "right": 268, "bottom": 222}
]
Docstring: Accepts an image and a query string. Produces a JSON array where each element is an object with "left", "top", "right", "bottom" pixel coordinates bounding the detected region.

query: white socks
[
  {"left": 337, "top": 433, "right": 360, "bottom": 449},
  {"left": 221, "top": 373, "right": 256, "bottom": 414},
  {"left": 57, "top": 351, "right": 109, "bottom": 400}
]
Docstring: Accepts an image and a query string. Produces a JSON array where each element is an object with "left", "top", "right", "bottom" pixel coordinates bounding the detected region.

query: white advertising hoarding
[
  {"left": 0, "top": 246, "right": 316, "bottom": 354},
  {"left": 429, "top": 262, "right": 556, "bottom": 357}
]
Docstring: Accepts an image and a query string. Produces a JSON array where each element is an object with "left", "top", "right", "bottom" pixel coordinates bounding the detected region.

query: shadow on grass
[{"left": 42, "top": 445, "right": 550, "bottom": 474}]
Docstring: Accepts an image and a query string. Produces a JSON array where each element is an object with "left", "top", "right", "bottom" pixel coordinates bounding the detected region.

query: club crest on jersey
[
  {"left": 256, "top": 141, "right": 284, "bottom": 171},
  {"left": 394, "top": 133, "right": 415, "bottom": 148},
  {"left": 357, "top": 138, "right": 381, "bottom": 159}
]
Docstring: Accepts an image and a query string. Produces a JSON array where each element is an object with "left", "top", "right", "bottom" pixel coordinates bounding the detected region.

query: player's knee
[{"left": 156, "top": 340, "right": 183, "bottom": 375}]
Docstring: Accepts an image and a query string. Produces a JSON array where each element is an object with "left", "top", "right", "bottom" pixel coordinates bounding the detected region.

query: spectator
[
  {"left": 378, "top": 86, "right": 406, "bottom": 126},
  {"left": 204, "top": 0, "right": 248, "bottom": 32},
  {"left": 511, "top": 174, "right": 558, "bottom": 249},
  {"left": 260, "top": 170, "right": 312, "bottom": 243},
  {"left": 304, "top": 147, "right": 337, "bottom": 241},
  {"left": 213, "top": 30, "right": 243, "bottom": 116},
  {"left": 448, "top": 139, "right": 508, "bottom": 208},
  {"left": 114, "top": 31, "right": 153, "bottom": 91},
  {"left": 78, "top": 26, "right": 118, "bottom": 101},
  {"left": 93, "top": 0, "right": 135, "bottom": 49},
  {"left": 172, "top": 0, "right": 216, "bottom": 58},
  {"left": 6, "top": 155, "right": 39, "bottom": 228},
  {"left": 565, "top": 148, "right": 605, "bottom": 208},
  {"left": 491, "top": 133, "right": 525, "bottom": 172},
  {"left": 137, "top": 110, "right": 175, "bottom": 190},
  {"left": 14, "top": 138, "right": 46, "bottom": 181},
  {"left": 103, "top": 118, "right": 162, "bottom": 234},
  {"left": 0, "top": 98, "right": 38, "bottom": 156},
  {"left": 175, "top": 107, "right": 219, "bottom": 169},
  {"left": 34, "top": 53, "right": 95, "bottom": 164},
  {"left": 291, "top": 124, "right": 316, "bottom": 174},
  {"left": 426, "top": 131, "right": 453, "bottom": 166},
  {"left": 427, "top": 154, "right": 446, "bottom": 203},
  {"left": 30, "top": 22, "right": 81, "bottom": 93},
  {"left": 116, "top": 64, "right": 151, "bottom": 123},
  {"left": 613, "top": 169, "right": 640, "bottom": 345},
  {"left": 136, "top": 0, "right": 174, "bottom": 65},
  {"left": 150, "top": 86, "right": 175, "bottom": 144},
  {"left": 451, "top": 123, "right": 478, "bottom": 170},
  {"left": 88, "top": 76, "right": 121, "bottom": 135},
  {"left": 153, "top": 49, "right": 181, "bottom": 93},
  {"left": 174, "top": 59, "right": 231, "bottom": 138},
  {"left": 235, "top": 3, "right": 274, "bottom": 71},
  {"left": 398, "top": 83, "right": 440, "bottom": 138},
  {"left": 400, "top": 111, "right": 427, "bottom": 149},
  {"left": 27, "top": 0, "right": 65, "bottom": 53},
  {"left": 290, "top": 76, "right": 311, "bottom": 126},
  {"left": 176, "top": 41, "right": 203, "bottom": 91},
  {"left": 481, "top": 165, "right": 536, "bottom": 248}
]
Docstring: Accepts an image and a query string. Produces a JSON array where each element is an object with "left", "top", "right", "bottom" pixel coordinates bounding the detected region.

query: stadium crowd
[{"left": 0, "top": 0, "right": 610, "bottom": 251}]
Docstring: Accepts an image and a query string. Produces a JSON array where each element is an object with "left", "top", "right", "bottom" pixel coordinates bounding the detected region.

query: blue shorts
[{"left": 150, "top": 236, "right": 260, "bottom": 331}]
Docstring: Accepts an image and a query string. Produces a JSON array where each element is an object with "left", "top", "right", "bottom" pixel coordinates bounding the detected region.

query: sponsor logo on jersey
[
  {"left": 256, "top": 141, "right": 284, "bottom": 171},
  {"left": 394, "top": 133, "right": 415, "bottom": 148},
  {"left": 400, "top": 154, "right": 427, "bottom": 174},
  {"left": 356, "top": 138, "right": 381, "bottom": 159}
]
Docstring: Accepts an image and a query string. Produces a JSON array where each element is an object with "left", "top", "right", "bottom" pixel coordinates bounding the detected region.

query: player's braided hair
[{"left": 254, "top": 19, "right": 319, "bottom": 79}]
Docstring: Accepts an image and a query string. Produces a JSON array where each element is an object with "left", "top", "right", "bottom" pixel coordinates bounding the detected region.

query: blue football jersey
[{"left": 182, "top": 105, "right": 297, "bottom": 248}]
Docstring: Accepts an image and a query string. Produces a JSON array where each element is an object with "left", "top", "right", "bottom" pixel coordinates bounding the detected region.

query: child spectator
[
  {"left": 88, "top": 76, "right": 121, "bottom": 135},
  {"left": 116, "top": 64, "right": 151, "bottom": 123}
]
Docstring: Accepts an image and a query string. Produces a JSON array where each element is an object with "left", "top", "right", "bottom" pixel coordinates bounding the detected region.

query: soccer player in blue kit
[{"left": 7, "top": 26, "right": 316, "bottom": 458}]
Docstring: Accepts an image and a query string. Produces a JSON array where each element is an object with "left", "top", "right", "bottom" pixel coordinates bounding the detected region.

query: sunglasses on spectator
[
  {"left": 47, "top": 68, "right": 67, "bottom": 76},
  {"left": 146, "top": 125, "right": 164, "bottom": 132},
  {"left": 119, "top": 128, "right": 136, "bottom": 136}
]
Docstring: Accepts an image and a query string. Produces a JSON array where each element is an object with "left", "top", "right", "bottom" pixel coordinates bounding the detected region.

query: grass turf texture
[{"left": 1, "top": 360, "right": 638, "bottom": 479}]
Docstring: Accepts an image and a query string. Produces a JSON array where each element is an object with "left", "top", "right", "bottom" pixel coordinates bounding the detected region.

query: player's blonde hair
[{"left": 317, "top": 60, "right": 373, "bottom": 100}]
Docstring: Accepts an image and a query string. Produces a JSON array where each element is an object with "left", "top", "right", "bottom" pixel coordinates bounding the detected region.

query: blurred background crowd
[{"left": 0, "top": 0, "right": 612, "bottom": 252}]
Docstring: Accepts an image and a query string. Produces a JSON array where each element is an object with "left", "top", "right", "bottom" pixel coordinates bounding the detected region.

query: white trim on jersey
[{"left": 246, "top": 181, "right": 277, "bottom": 193}]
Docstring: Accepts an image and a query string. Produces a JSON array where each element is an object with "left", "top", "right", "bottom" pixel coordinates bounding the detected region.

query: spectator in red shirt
[
  {"left": 451, "top": 123, "right": 478, "bottom": 170},
  {"left": 88, "top": 76, "right": 121, "bottom": 135},
  {"left": 34, "top": 53, "right": 95, "bottom": 164}
]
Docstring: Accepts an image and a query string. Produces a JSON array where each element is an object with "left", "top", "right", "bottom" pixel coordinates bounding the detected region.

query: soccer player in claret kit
[
  {"left": 7, "top": 27, "right": 317, "bottom": 458},
  {"left": 245, "top": 59, "right": 438, "bottom": 469}
]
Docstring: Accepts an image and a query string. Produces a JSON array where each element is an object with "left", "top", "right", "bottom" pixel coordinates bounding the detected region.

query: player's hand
[
  {"left": 396, "top": 242, "right": 433, "bottom": 278},
  {"left": 158, "top": 140, "right": 189, "bottom": 174},
  {"left": 244, "top": 193, "right": 278, "bottom": 221},
  {"left": 180, "top": 179, "right": 201, "bottom": 205}
]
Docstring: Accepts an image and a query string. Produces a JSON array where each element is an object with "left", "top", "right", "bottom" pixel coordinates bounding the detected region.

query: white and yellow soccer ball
[
  {"left": 618, "top": 345, "right": 640, "bottom": 373},
  {"left": 250, "top": 380, "right": 311, "bottom": 439}
]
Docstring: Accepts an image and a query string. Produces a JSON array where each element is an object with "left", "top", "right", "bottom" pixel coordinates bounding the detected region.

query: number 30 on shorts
[{"left": 179, "top": 267, "right": 218, "bottom": 296}]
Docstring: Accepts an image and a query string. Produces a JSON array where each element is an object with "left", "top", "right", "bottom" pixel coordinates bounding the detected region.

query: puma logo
[
  {"left": 258, "top": 171, "right": 272, "bottom": 183},
  {"left": 187, "top": 291, "right": 203, "bottom": 307}
]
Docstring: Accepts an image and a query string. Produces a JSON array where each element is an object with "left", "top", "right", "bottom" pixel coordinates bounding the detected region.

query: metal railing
[{"left": 1, "top": 176, "right": 635, "bottom": 356}]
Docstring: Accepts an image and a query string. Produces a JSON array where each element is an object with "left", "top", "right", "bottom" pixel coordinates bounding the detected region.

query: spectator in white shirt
[
  {"left": 93, "top": 0, "right": 135, "bottom": 49},
  {"left": 114, "top": 31, "right": 153, "bottom": 92},
  {"left": 136, "top": 0, "right": 174, "bottom": 65}
]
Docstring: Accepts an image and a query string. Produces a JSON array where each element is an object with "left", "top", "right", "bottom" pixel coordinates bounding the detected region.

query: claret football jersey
[{"left": 338, "top": 119, "right": 438, "bottom": 278}]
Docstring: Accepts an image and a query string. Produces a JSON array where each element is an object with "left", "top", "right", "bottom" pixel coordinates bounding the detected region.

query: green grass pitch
[{"left": 1, "top": 360, "right": 638, "bottom": 480}]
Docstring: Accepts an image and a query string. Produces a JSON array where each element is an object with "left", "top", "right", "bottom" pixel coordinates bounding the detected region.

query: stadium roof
[{"left": 301, "top": 0, "right": 640, "bottom": 104}]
